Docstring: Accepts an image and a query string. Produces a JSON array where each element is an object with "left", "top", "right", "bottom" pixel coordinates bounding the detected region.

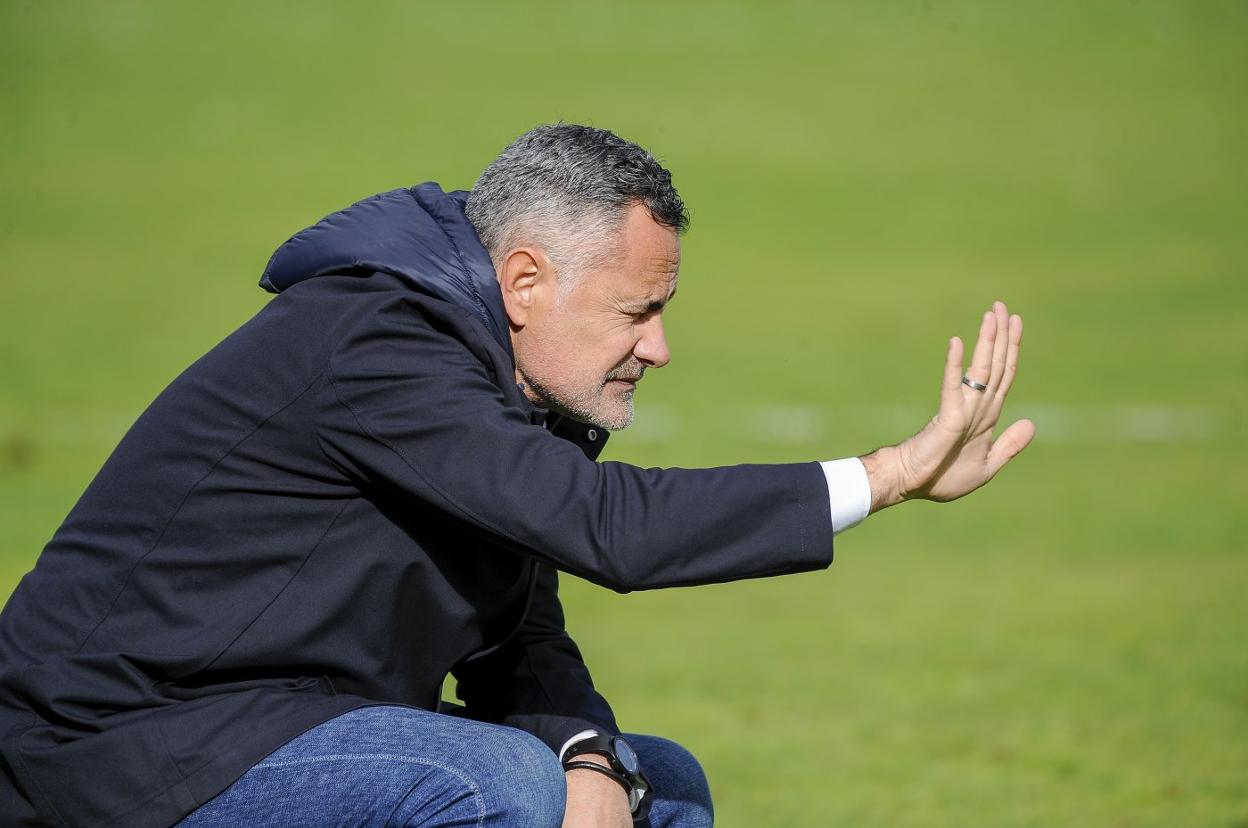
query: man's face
[{"left": 508, "top": 204, "right": 680, "bottom": 430}]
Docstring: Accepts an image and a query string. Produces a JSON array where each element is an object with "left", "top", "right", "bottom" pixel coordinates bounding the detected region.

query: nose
[{"left": 634, "top": 315, "right": 671, "bottom": 369}]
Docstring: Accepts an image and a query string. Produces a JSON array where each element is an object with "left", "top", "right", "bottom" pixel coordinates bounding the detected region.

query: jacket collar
[{"left": 547, "top": 413, "right": 610, "bottom": 461}]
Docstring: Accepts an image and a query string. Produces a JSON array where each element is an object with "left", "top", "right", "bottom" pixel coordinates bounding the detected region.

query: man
[{"left": 0, "top": 124, "right": 1033, "bottom": 827}]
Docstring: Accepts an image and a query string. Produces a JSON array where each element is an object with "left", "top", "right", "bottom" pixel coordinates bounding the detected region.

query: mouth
[{"left": 605, "top": 362, "right": 646, "bottom": 389}]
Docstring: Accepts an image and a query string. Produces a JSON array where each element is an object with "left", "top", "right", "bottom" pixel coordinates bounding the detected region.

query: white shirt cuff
[
  {"left": 820, "top": 457, "right": 871, "bottom": 536},
  {"left": 558, "top": 729, "right": 600, "bottom": 761}
]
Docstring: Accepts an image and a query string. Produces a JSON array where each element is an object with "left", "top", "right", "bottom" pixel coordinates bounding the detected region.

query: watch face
[{"left": 612, "top": 736, "right": 640, "bottom": 775}]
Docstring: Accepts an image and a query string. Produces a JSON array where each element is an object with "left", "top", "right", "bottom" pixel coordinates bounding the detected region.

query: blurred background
[{"left": 2, "top": 2, "right": 1244, "bottom": 825}]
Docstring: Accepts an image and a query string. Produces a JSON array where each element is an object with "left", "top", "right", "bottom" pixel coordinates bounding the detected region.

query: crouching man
[{"left": 0, "top": 124, "right": 1031, "bottom": 827}]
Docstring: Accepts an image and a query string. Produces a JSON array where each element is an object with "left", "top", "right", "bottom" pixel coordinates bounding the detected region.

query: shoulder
[{"left": 303, "top": 272, "right": 516, "bottom": 400}]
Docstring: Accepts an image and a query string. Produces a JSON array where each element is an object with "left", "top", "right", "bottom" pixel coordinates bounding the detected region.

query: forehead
[{"left": 594, "top": 203, "right": 681, "bottom": 298}]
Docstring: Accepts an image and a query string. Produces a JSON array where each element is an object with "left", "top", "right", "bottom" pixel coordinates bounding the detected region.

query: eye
[{"left": 629, "top": 302, "right": 665, "bottom": 321}]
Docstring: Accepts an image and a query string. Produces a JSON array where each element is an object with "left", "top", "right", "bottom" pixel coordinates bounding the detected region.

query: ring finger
[{"left": 963, "top": 308, "right": 997, "bottom": 391}]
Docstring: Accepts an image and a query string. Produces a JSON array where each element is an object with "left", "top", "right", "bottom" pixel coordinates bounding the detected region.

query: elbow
[
  {"left": 564, "top": 538, "right": 644, "bottom": 595},
  {"left": 579, "top": 557, "right": 641, "bottom": 595}
]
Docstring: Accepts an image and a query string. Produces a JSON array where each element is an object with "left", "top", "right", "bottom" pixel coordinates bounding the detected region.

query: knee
[
  {"left": 626, "top": 734, "right": 713, "bottom": 824},
  {"left": 481, "top": 727, "right": 567, "bottom": 827}
]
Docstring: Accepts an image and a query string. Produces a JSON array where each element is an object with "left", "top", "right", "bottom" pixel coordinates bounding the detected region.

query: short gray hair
[{"left": 465, "top": 124, "right": 689, "bottom": 285}]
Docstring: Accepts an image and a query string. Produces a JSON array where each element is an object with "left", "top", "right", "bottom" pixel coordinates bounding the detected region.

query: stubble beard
[{"left": 519, "top": 361, "right": 644, "bottom": 431}]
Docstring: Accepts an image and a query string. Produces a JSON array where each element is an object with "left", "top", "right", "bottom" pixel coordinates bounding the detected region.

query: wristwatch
[{"left": 561, "top": 732, "right": 652, "bottom": 821}]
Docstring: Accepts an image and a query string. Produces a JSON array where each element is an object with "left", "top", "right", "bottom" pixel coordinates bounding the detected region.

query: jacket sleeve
[
  {"left": 450, "top": 563, "right": 620, "bottom": 754},
  {"left": 316, "top": 297, "right": 834, "bottom": 593}
]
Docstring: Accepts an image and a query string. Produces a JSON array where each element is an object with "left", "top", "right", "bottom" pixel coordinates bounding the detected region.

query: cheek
[
  {"left": 570, "top": 317, "right": 634, "bottom": 360},
  {"left": 533, "top": 310, "right": 638, "bottom": 383},
  {"left": 528, "top": 319, "right": 606, "bottom": 384},
  {"left": 596, "top": 319, "right": 641, "bottom": 354}
]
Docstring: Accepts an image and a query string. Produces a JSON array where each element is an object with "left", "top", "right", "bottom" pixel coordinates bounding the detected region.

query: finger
[
  {"left": 940, "top": 335, "right": 965, "bottom": 417},
  {"left": 964, "top": 309, "right": 996, "bottom": 387},
  {"left": 986, "top": 418, "right": 1035, "bottom": 477},
  {"left": 996, "top": 313, "right": 1023, "bottom": 398},
  {"left": 987, "top": 314, "right": 1024, "bottom": 421},
  {"left": 987, "top": 301, "right": 1009, "bottom": 391}
]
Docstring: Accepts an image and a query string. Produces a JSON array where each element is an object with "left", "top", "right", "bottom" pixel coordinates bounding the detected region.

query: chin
[
  {"left": 534, "top": 379, "right": 635, "bottom": 431},
  {"left": 594, "top": 403, "right": 635, "bottom": 432}
]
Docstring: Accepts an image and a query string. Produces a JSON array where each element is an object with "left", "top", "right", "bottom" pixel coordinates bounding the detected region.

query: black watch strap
[
  {"left": 561, "top": 734, "right": 652, "bottom": 821},
  {"left": 563, "top": 759, "right": 630, "bottom": 791}
]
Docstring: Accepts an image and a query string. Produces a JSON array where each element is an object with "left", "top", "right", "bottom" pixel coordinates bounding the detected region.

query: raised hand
[{"left": 862, "top": 301, "right": 1035, "bottom": 511}]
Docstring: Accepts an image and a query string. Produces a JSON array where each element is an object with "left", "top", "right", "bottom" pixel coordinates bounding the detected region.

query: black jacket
[{"left": 0, "top": 183, "right": 835, "bottom": 827}]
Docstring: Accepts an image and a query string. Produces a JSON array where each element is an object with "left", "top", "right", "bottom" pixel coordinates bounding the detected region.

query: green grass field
[{"left": 2, "top": 2, "right": 1245, "bottom": 825}]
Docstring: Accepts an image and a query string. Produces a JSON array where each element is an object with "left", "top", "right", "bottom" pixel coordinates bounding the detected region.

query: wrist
[
  {"left": 563, "top": 755, "right": 631, "bottom": 828},
  {"left": 563, "top": 755, "right": 632, "bottom": 819},
  {"left": 565, "top": 753, "right": 612, "bottom": 771},
  {"left": 859, "top": 446, "right": 906, "bottom": 512},
  {"left": 561, "top": 733, "right": 651, "bottom": 820}
]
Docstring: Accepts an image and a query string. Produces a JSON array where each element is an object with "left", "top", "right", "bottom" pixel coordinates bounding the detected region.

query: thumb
[{"left": 986, "top": 418, "right": 1035, "bottom": 478}]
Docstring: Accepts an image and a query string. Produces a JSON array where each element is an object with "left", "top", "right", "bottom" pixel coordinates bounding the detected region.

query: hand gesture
[{"left": 864, "top": 301, "right": 1035, "bottom": 511}]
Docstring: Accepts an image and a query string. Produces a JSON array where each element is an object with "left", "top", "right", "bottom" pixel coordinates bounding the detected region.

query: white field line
[{"left": 627, "top": 403, "right": 1226, "bottom": 445}]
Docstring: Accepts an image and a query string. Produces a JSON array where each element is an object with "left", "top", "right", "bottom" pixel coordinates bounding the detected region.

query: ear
[{"left": 497, "top": 246, "right": 555, "bottom": 329}]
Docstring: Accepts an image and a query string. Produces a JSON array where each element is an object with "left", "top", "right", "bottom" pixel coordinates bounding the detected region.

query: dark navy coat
[{"left": 0, "top": 183, "right": 835, "bottom": 827}]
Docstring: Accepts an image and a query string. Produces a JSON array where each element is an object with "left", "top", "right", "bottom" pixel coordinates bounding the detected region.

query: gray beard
[{"left": 519, "top": 363, "right": 642, "bottom": 431}]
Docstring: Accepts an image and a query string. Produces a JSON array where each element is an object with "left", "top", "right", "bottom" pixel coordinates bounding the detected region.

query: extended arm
[{"left": 316, "top": 296, "right": 835, "bottom": 594}]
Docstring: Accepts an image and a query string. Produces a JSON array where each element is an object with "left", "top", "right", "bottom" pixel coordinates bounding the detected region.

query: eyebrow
[{"left": 631, "top": 286, "right": 677, "bottom": 314}]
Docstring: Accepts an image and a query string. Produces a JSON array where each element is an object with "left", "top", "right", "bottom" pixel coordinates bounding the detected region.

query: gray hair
[{"left": 465, "top": 124, "right": 689, "bottom": 288}]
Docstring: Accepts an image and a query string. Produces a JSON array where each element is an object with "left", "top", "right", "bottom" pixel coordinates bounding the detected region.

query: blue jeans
[{"left": 177, "top": 705, "right": 714, "bottom": 827}]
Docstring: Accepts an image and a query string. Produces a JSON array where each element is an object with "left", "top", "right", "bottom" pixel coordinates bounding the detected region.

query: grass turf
[{"left": 2, "top": 2, "right": 1245, "bottom": 824}]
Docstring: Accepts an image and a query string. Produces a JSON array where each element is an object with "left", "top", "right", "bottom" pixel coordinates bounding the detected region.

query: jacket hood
[{"left": 259, "top": 182, "right": 511, "bottom": 353}]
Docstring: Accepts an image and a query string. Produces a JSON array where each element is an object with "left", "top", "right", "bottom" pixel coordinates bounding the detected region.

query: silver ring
[{"left": 961, "top": 375, "right": 989, "bottom": 392}]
